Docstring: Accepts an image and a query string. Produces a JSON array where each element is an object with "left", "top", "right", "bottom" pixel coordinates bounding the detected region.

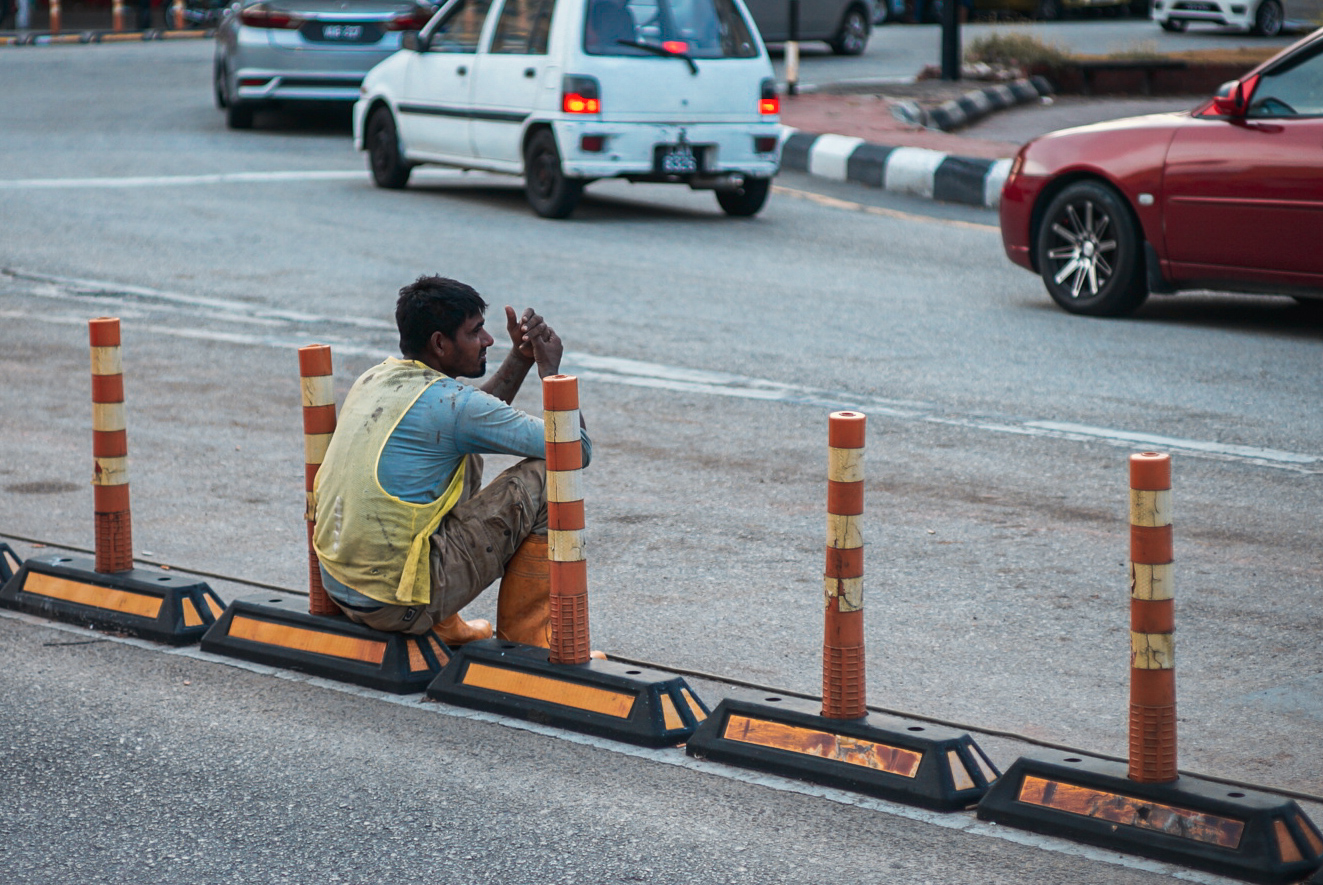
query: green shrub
[{"left": 964, "top": 31, "right": 1072, "bottom": 71}]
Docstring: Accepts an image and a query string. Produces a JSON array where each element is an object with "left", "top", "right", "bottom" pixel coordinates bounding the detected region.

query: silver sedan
[{"left": 214, "top": 0, "right": 435, "bottom": 129}]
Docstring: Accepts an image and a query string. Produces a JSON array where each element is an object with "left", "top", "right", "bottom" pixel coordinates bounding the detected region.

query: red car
[{"left": 999, "top": 28, "right": 1323, "bottom": 317}]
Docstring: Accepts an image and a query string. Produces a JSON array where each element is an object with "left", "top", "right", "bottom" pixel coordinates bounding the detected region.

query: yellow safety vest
[{"left": 313, "top": 359, "right": 466, "bottom": 606}]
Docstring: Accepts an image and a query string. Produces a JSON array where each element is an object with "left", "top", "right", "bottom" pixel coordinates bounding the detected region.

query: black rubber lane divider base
[
  {"left": 0, "top": 553, "right": 225, "bottom": 645},
  {"left": 978, "top": 753, "right": 1323, "bottom": 884},
  {"left": 0, "top": 543, "right": 22, "bottom": 584},
  {"left": 685, "top": 692, "right": 1000, "bottom": 811},
  {"left": 201, "top": 594, "right": 451, "bottom": 694},
  {"left": 428, "top": 639, "right": 710, "bottom": 748}
]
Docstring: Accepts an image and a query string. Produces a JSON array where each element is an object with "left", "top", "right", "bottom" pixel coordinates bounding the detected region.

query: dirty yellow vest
[{"left": 313, "top": 359, "right": 466, "bottom": 606}]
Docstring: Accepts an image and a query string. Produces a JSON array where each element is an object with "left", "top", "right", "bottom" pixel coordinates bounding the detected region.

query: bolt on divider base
[
  {"left": 428, "top": 639, "right": 710, "bottom": 747},
  {"left": 201, "top": 595, "right": 451, "bottom": 694},
  {"left": 977, "top": 754, "right": 1323, "bottom": 885},
  {"left": 0, "top": 554, "right": 225, "bottom": 645},
  {"left": 686, "top": 691, "right": 999, "bottom": 811}
]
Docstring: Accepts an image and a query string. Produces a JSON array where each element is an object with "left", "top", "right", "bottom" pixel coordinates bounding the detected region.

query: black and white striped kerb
[
  {"left": 891, "top": 76, "right": 1052, "bottom": 133},
  {"left": 781, "top": 131, "right": 1014, "bottom": 209}
]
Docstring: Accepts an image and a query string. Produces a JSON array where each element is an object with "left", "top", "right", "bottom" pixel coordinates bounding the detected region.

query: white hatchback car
[{"left": 352, "top": 0, "right": 782, "bottom": 216}]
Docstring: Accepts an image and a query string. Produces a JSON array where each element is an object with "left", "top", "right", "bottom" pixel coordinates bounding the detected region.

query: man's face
[{"left": 442, "top": 312, "right": 495, "bottom": 378}]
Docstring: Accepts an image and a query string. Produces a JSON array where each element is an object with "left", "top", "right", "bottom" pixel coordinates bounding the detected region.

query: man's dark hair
[{"left": 396, "top": 275, "right": 488, "bottom": 358}]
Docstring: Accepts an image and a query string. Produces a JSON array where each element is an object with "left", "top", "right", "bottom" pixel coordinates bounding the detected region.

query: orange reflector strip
[
  {"left": 1018, "top": 776, "right": 1244, "bottom": 848},
  {"left": 972, "top": 746, "right": 999, "bottom": 784},
  {"left": 1275, "top": 819, "right": 1305, "bottom": 863},
  {"left": 661, "top": 693, "right": 683, "bottom": 731},
  {"left": 723, "top": 714, "right": 922, "bottom": 777},
  {"left": 3, "top": 550, "right": 20, "bottom": 574},
  {"left": 205, "top": 594, "right": 224, "bottom": 618},
  {"left": 461, "top": 663, "right": 635, "bottom": 718},
  {"left": 949, "top": 750, "right": 975, "bottom": 791},
  {"left": 682, "top": 688, "right": 707, "bottom": 722},
  {"left": 24, "top": 572, "right": 162, "bottom": 619},
  {"left": 1297, "top": 814, "right": 1323, "bottom": 856},
  {"left": 408, "top": 639, "right": 429, "bottom": 672},
  {"left": 228, "top": 616, "right": 387, "bottom": 664},
  {"left": 181, "top": 597, "right": 203, "bottom": 627},
  {"left": 427, "top": 634, "right": 450, "bottom": 667}
]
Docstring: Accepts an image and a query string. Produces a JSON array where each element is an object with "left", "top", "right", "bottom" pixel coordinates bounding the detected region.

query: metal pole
[
  {"left": 786, "top": 0, "right": 800, "bottom": 96},
  {"left": 940, "top": 0, "right": 960, "bottom": 81}
]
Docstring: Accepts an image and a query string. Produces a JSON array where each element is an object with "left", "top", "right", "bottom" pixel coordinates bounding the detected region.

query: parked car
[
  {"left": 354, "top": 0, "right": 783, "bottom": 217},
  {"left": 1151, "top": 0, "right": 1321, "bottom": 34},
  {"left": 742, "top": 0, "right": 874, "bottom": 54},
  {"left": 999, "top": 27, "right": 1323, "bottom": 317},
  {"left": 214, "top": 0, "right": 436, "bottom": 129}
]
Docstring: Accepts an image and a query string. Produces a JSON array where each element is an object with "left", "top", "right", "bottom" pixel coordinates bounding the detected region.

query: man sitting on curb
[{"left": 313, "top": 275, "right": 589, "bottom": 649}]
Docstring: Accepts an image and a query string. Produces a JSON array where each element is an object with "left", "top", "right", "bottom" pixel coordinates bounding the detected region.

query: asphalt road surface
[{"left": 0, "top": 36, "right": 1320, "bottom": 885}]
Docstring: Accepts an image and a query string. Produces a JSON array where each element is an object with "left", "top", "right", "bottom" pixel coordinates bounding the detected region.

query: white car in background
[
  {"left": 352, "top": 0, "right": 782, "bottom": 217},
  {"left": 1152, "top": 0, "right": 1321, "bottom": 35}
]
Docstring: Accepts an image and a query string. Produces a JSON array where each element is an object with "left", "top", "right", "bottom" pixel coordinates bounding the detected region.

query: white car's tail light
[
  {"left": 760, "top": 78, "right": 779, "bottom": 115},
  {"left": 562, "top": 76, "right": 601, "bottom": 114}
]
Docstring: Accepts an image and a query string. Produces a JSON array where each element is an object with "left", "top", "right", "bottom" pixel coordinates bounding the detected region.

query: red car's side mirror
[{"left": 1209, "top": 78, "right": 1251, "bottom": 117}]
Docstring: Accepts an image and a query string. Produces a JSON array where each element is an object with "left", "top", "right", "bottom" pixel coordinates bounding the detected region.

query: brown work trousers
[{"left": 333, "top": 455, "right": 547, "bottom": 635}]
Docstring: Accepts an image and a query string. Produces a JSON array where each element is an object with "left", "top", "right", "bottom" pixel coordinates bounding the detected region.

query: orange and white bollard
[
  {"left": 1128, "top": 451, "right": 1177, "bottom": 783},
  {"left": 170, "top": 0, "right": 184, "bottom": 29},
  {"left": 49, "top": 0, "right": 62, "bottom": 35},
  {"left": 112, "top": 0, "right": 125, "bottom": 30},
  {"left": 90, "top": 318, "right": 133, "bottom": 575},
  {"left": 543, "top": 374, "right": 590, "bottom": 666},
  {"left": 823, "top": 410, "right": 866, "bottom": 720},
  {"left": 299, "top": 345, "right": 338, "bottom": 617}
]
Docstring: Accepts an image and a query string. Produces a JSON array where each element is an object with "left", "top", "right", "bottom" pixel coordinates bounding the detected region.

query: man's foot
[{"left": 433, "top": 613, "right": 493, "bottom": 646}]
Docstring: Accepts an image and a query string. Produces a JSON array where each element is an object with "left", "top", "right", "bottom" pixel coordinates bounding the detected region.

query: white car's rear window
[{"left": 583, "top": 0, "right": 758, "bottom": 59}]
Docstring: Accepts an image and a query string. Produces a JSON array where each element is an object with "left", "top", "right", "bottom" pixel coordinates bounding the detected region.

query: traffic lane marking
[{"left": 0, "top": 277, "right": 1317, "bottom": 474}]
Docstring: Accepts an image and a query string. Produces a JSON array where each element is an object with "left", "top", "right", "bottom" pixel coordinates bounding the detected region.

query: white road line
[
  {"left": 0, "top": 607, "right": 1246, "bottom": 885},
  {"left": 4, "top": 267, "right": 1318, "bottom": 474},
  {"left": 0, "top": 168, "right": 471, "bottom": 190}
]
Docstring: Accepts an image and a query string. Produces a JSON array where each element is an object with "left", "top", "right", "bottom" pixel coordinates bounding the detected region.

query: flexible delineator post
[
  {"left": 90, "top": 318, "right": 133, "bottom": 574},
  {"left": 823, "top": 410, "right": 867, "bottom": 720},
  {"left": 50, "top": 0, "right": 62, "bottom": 34},
  {"left": 1128, "top": 452, "right": 1177, "bottom": 783},
  {"left": 543, "top": 374, "right": 590, "bottom": 665},
  {"left": 112, "top": 0, "right": 124, "bottom": 30},
  {"left": 299, "top": 345, "right": 338, "bottom": 617},
  {"left": 170, "top": 0, "right": 184, "bottom": 28}
]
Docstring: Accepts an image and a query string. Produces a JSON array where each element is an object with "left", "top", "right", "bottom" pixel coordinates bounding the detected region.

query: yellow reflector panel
[
  {"left": 228, "top": 616, "right": 387, "bottom": 664},
  {"left": 1297, "top": 814, "right": 1323, "bottom": 857},
  {"left": 408, "top": 640, "right": 429, "bottom": 672},
  {"left": 24, "top": 572, "right": 162, "bottom": 619},
  {"left": 462, "top": 663, "right": 635, "bottom": 718},
  {"left": 972, "top": 746, "right": 999, "bottom": 784},
  {"left": 1275, "top": 819, "right": 1305, "bottom": 863},
  {"left": 1018, "top": 776, "right": 1245, "bottom": 848},
  {"left": 723, "top": 714, "right": 922, "bottom": 777},
  {"left": 427, "top": 635, "right": 451, "bottom": 667},
  {"left": 661, "top": 694, "right": 683, "bottom": 731},
  {"left": 948, "top": 750, "right": 975, "bottom": 791},
  {"left": 181, "top": 598, "right": 203, "bottom": 627},
  {"left": 205, "top": 595, "right": 224, "bottom": 618},
  {"left": 682, "top": 688, "right": 707, "bottom": 722}
]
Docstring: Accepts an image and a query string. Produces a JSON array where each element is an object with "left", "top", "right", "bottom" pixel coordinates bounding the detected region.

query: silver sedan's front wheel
[
  {"left": 829, "top": 6, "right": 869, "bottom": 55},
  {"left": 1035, "top": 181, "right": 1148, "bottom": 317}
]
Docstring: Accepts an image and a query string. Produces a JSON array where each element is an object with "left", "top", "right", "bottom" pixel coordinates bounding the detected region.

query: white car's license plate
[{"left": 658, "top": 144, "right": 699, "bottom": 174}]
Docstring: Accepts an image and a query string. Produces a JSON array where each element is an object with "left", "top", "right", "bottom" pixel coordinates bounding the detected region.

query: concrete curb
[
  {"left": 891, "top": 76, "right": 1053, "bottom": 132},
  {"left": 780, "top": 129, "right": 1014, "bottom": 210},
  {"left": 0, "top": 28, "right": 213, "bottom": 46}
]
